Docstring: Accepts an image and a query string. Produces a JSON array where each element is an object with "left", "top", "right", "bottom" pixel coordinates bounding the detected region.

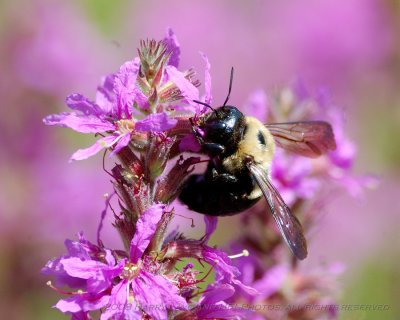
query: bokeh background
[{"left": 1, "top": 0, "right": 399, "bottom": 319}]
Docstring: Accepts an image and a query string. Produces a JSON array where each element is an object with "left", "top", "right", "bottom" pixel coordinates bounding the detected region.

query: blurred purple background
[{"left": 1, "top": 0, "right": 399, "bottom": 319}]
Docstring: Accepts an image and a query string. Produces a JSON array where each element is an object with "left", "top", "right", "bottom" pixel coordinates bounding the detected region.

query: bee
[{"left": 179, "top": 68, "right": 336, "bottom": 260}]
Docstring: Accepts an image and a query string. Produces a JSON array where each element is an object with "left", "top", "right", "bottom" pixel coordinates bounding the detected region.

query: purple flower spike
[
  {"left": 44, "top": 35, "right": 200, "bottom": 161},
  {"left": 42, "top": 31, "right": 356, "bottom": 320},
  {"left": 70, "top": 135, "right": 117, "bottom": 162}
]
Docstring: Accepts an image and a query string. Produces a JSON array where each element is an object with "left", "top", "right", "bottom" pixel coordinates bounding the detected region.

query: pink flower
[{"left": 44, "top": 37, "right": 200, "bottom": 161}]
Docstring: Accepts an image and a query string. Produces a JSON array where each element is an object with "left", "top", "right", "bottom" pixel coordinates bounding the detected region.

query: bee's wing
[
  {"left": 247, "top": 163, "right": 308, "bottom": 260},
  {"left": 266, "top": 121, "right": 336, "bottom": 158}
]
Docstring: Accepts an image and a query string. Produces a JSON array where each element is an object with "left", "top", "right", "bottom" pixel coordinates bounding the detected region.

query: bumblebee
[{"left": 179, "top": 69, "right": 336, "bottom": 260}]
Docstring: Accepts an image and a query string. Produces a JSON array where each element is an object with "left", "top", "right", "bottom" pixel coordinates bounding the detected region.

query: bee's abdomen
[{"left": 179, "top": 172, "right": 260, "bottom": 216}]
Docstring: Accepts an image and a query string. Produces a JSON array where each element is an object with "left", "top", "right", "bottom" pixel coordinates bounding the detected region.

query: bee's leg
[{"left": 210, "top": 168, "right": 239, "bottom": 185}]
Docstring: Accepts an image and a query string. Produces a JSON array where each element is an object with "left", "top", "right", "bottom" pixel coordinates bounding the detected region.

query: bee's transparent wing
[
  {"left": 248, "top": 163, "right": 308, "bottom": 260},
  {"left": 266, "top": 121, "right": 336, "bottom": 158}
]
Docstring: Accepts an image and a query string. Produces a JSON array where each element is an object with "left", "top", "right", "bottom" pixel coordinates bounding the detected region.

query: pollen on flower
[
  {"left": 121, "top": 262, "right": 140, "bottom": 280},
  {"left": 116, "top": 119, "right": 135, "bottom": 134}
]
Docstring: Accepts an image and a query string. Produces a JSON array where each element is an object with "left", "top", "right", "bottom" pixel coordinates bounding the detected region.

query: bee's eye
[{"left": 257, "top": 130, "right": 266, "bottom": 146}]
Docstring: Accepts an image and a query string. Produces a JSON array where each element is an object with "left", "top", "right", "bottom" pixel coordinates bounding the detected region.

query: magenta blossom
[
  {"left": 42, "top": 30, "right": 360, "bottom": 320},
  {"left": 44, "top": 30, "right": 200, "bottom": 161},
  {"left": 44, "top": 204, "right": 188, "bottom": 320},
  {"left": 271, "top": 149, "right": 320, "bottom": 206}
]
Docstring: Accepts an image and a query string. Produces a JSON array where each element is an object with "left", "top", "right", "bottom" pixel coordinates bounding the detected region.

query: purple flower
[
  {"left": 176, "top": 283, "right": 252, "bottom": 319},
  {"left": 44, "top": 35, "right": 200, "bottom": 161},
  {"left": 42, "top": 234, "right": 124, "bottom": 316},
  {"left": 202, "top": 246, "right": 258, "bottom": 296},
  {"left": 40, "top": 29, "right": 364, "bottom": 320},
  {"left": 271, "top": 149, "right": 320, "bottom": 206},
  {"left": 243, "top": 89, "right": 269, "bottom": 122},
  {"left": 44, "top": 204, "right": 188, "bottom": 319},
  {"left": 251, "top": 264, "right": 289, "bottom": 301},
  {"left": 104, "top": 204, "right": 188, "bottom": 319},
  {"left": 160, "top": 216, "right": 258, "bottom": 297}
]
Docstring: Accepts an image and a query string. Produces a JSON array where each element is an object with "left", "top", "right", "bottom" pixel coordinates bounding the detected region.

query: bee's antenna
[
  {"left": 222, "top": 67, "right": 234, "bottom": 106},
  {"left": 193, "top": 100, "right": 215, "bottom": 112}
]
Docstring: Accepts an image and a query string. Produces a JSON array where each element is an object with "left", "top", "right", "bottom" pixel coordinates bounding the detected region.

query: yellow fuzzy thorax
[{"left": 222, "top": 116, "right": 275, "bottom": 174}]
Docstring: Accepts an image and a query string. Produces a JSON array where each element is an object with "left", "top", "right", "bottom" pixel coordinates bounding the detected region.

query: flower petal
[
  {"left": 164, "top": 28, "right": 180, "bottom": 68},
  {"left": 42, "top": 257, "right": 86, "bottom": 289},
  {"left": 100, "top": 280, "right": 130, "bottom": 320},
  {"left": 132, "top": 271, "right": 188, "bottom": 320},
  {"left": 43, "top": 113, "right": 115, "bottom": 133},
  {"left": 114, "top": 58, "right": 140, "bottom": 117},
  {"left": 203, "top": 246, "right": 258, "bottom": 296},
  {"left": 96, "top": 87, "right": 114, "bottom": 115},
  {"left": 70, "top": 135, "right": 117, "bottom": 161},
  {"left": 253, "top": 265, "right": 288, "bottom": 300},
  {"left": 129, "top": 204, "right": 165, "bottom": 263},
  {"left": 197, "top": 284, "right": 252, "bottom": 319},
  {"left": 61, "top": 257, "right": 107, "bottom": 279},
  {"left": 55, "top": 294, "right": 109, "bottom": 313},
  {"left": 199, "top": 283, "right": 234, "bottom": 306},
  {"left": 200, "top": 52, "right": 212, "bottom": 105},
  {"left": 109, "top": 133, "right": 131, "bottom": 157},
  {"left": 165, "top": 65, "right": 199, "bottom": 102},
  {"left": 66, "top": 93, "right": 105, "bottom": 116},
  {"left": 135, "top": 112, "right": 178, "bottom": 132},
  {"left": 203, "top": 216, "right": 218, "bottom": 243}
]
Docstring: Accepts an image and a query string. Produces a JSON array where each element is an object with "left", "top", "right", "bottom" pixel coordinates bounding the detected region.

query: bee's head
[
  {"left": 199, "top": 105, "right": 246, "bottom": 155},
  {"left": 192, "top": 67, "right": 246, "bottom": 155}
]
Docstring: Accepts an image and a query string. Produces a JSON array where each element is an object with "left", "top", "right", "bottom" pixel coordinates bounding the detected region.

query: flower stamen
[
  {"left": 229, "top": 249, "right": 249, "bottom": 259},
  {"left": 46, "top": 281, "right": 87, "bottom": 295}
]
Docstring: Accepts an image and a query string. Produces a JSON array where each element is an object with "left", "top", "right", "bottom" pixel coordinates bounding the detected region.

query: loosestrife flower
[
  {"left": 43, "top": 30, "right": 252, "bottom": 320},
  {"left": 220, "top": 80, "right": 371, "bottom": 320},
  {"left": 43, "top": 30, "right": 363, "bottom": 320}
]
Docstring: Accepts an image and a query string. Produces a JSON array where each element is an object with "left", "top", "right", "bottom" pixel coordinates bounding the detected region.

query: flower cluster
[
  {"left": 221, "top": 80, "right": 373, "bottom": 320},
  {"left": 43, "top": 30, "right": 253, "bottom": 320},
  {"left": 43, "top": 30, "right": 367, "bottom": 319}
]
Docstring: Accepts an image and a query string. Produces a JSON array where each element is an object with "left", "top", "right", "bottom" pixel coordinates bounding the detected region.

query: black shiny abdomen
[{"left": 179, "top": 162, "right": 260, "bottom": 216}]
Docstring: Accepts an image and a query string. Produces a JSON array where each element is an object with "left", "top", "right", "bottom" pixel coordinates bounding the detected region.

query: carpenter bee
[{"left": 179, "top": 68, "right": 336, "bottom": 260}]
